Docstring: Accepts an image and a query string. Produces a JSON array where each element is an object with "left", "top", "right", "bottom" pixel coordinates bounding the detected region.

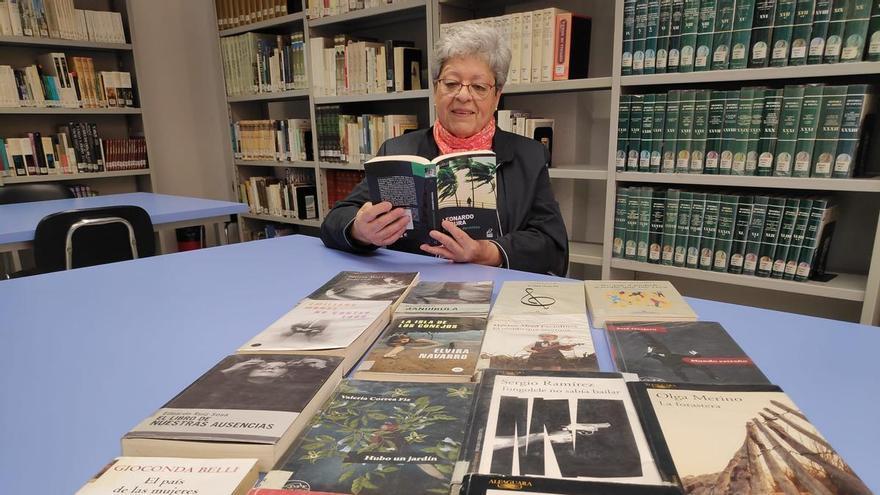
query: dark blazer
[{"left": 319, "top": 127, "right": 569, "bottom": 276}]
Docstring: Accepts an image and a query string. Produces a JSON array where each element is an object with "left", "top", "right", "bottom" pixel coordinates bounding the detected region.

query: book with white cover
[
  {"left": 76, "top": 457, "right": 259, "bottom": 495},
  {"left": 584, "top": 280, "right": 697, "bottom": 329},
  {"left": 491, "top": 281, "right": 586, "bottom": 316},
  {"left": 477, "top": 314, "right": 598, "bottom": 372}
]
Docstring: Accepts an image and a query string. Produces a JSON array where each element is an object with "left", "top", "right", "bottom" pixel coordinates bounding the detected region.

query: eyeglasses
[{"left": 435, "top": 79, "right": 496, "bottom": 100}]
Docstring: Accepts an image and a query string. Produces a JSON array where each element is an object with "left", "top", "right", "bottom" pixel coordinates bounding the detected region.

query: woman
[{"left": 320, "top": 24, "right": 568, "bottom": 275}]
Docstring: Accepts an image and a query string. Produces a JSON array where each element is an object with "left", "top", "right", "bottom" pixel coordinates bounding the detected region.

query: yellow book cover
[{"left": 584, "top": 280, "right": 697, "bottom": 328}]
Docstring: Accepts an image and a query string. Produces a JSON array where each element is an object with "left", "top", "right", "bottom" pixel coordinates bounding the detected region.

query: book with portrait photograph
[
  {"left": 76, "top": 457, "right": 259, "bottom": 495},
  {"left": 306, "top": 271, "right": 420, "bottom": 311},
  {"left": 477, "top": 315, "right": 598, "bottom": 373},
  {"left": 255, "top": 379, "right": 475, "bottom": 495},
  {"left": 630, "top": 382, "right": 871, "bottom": 494},
  {"left": 238, "top": 299, "right": 391, "bottom": 375},
  {"left": 354, "top": 315, "right": 488, "bottom": 382},
  {"left": 584, "top": 280, "right": 697, "bottom": 329},
  {"left": 459, "top": 370, "right": 669, "bottom": 493},
  {"left": 396, "top": 280, "right": 494, "bottom": 316},
  {"left": 122, "top": 354, "right": 343, "bottom": 471},
  {"left": 490, "top": 281, "right": 587, "bottom": 316},
  {"left": 364, "top": 150, "right": 501, "bottom": 246},
  {"left": 607, "top": 321, "right": 770, "bottom": 385}
]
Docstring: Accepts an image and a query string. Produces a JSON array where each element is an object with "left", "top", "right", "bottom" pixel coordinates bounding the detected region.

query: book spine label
[
  {"left": 811, "top": 85, "right": 847, "bottom": 177},
  {"left": 712, "top": 0, "right": 737, "bottom": 69},
  {"left": 676, "top": 89, "right": 696, "bottom": 172},
  {"left": 833, "top": 84, "right": 870, "bottom": 177},
  {"left": 617, "top": 95, "right": 631, "bottom": 171},
  {"left": 774, "top": 85, "right": 806, "bottom": 176},
  {"left": 743, "top": 195, "right": 769, "bottom": 275},
  {"left": 686, "top": 193, "right": 706, "bottom": 268},
  {"left": 750, "top": 0, "right": 779, "bottom": 67},
  {"left": 661, "top": 189, "right": 680, "bottom": 264},
  {"left": 640, "top": 94, "right": 656, "bottom": 171},
  {"left": 628, "top": 95, "right": 644, "bottom": 171},
  {"left": 757, "top": 89, "right": 784, "bottom": 176},
  {"left": 699, "top": 193, "right": 721, "bottom": 269},
  {"left": 634, "top": 0, "right": 649, "bottom": 73},
  {"left": 745, "top": 88, "right": 766, "bottom": 175},
  {"left": 772, "top": 198, "right": 801, "bottom": 278},
  {"left": 757, "top": 197, "right": 786, "bottom": 277},
  {"left": 808, "top": 0, "right": 834, "bottom": 63},
  {"left": 841, "top": 0, "right": 872, "bottom": 60},
  {"left": 770, "top": 0, "right": 799, "bottom": 65},
  {"left": 674, "top": 191, "right": 693, "bottom": 266},
  {"left": 623, "top": 0, "right": 637, "bottom": 74},
  {"left": 651, "top": 94, "right": 667, "bottom": 172},
  {"left": 729, "top": 195, "right": 754, "bottom": 273},
  {"left": 662, "top": 90, "right": 681, "bottom": 172},
  {"left": 867, "top": 0, "right": 880, "bottom": 60},
  {"left": 667, "top": 0, "right": 686, "bottom": 71},
  {"left": 704, "top": 90, "right": 727, "bottom": 174},
  {"left": 790, "top": 0, "right": 819, "bottom": 64},
  {"left": 784, "top": 198, "right": 813, "bottom": 279},
  {"left": 613, "top": 187, "right": 630, "bottom": 257},
  {"left": 823, "top": 0, "right": 851, "bottom": 63},
  {"left": 679, "top": 0, "right": 702, "bottom": 71},
  {"left": 732, "top": 88, "right": 755, "bottom": 175},
  {"left": 646, "top": 0, "right": 662, "bottom": 72},
  {"left": 714, "top": 194, "right": 739, "bottom": 271},
  {"left": 689, "top": 90, "right": 710, "bottom": 173},
  {"left": 657, "top": 0, "right": 674, "bottom": 71},
  {"left": 648, "top": 189, "right": 667, "bottom": 262},
  {"left": 720, "top": 89, "right": 741, "bottom": 175},
  {"left": 625, "top": 187, "right": 642, "bottom": 259},
  {"left": 731, "top": 0, "right": 758, "bottom": 67},
  {"left": 695, "top": 0, "right": 718, "bottom": 70},
  {"left": 637, "top": 187, "right": 654, "bottom": 262},
  {"left": 793, "top": 84, "right": 824, "bottom": 176}
]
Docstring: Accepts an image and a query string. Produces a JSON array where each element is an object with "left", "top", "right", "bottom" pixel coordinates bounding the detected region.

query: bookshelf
[{"left": 0, "top": 0, "right": 154, "bottom": 200}]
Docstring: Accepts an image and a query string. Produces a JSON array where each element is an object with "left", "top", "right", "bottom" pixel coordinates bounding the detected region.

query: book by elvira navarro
[{"left": 364, "top": 151, "right": 501, "bottom": 245}]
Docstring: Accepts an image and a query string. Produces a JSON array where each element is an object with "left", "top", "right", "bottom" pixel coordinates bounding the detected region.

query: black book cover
[
  {"left": 461, "top": 474, "right": 682, "bottom": 494},
  {"left": 564, "top": 15, "right": 592, "bottom": 79},
  {"left": 306, "top": 271, "right": 418, "bottom": 303},
  {"left": 364, "top": 158, "right": 439, "bottom": 245}
]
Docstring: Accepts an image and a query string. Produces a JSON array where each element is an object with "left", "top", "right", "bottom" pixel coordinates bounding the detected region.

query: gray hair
[{"left": 432, "top": 23, "right": 511, "bottom": 89}]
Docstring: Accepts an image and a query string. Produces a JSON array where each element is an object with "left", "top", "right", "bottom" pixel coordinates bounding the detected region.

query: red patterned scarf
[{"left": 432, "top": 117, "right": 496, "bottom": 155}]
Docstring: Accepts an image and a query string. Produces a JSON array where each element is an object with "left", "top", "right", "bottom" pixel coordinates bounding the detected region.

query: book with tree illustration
[
  {"left": 255, "top": 380, "right": 475, "bottom": 495},
  {"left": 364, "top": 151, "right": 501, "bottom": 245}
]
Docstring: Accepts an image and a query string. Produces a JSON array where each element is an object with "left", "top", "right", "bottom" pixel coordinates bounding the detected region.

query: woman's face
[
  {"left": 434, "top": 55, "right": 502, "bottom": 138},
  {"left": 249, "top": 361, "right": 288, "bottom": 379}
]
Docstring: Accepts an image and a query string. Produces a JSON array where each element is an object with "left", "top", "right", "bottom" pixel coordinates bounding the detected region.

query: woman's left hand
[{"left": 420, "top": 220, "right": 502, "bottom": 267}]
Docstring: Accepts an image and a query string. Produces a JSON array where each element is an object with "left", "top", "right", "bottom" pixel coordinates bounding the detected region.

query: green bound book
[
  {"left": 749, "top": 0, "right": 779, "bottom": 67},
  {"left": 637, "top": 187, "right": 654, "bottom": 262},
  {"left": 617, "top": 95, "right": 632, "bottom": 172},
  {"left": 824, "top": 0, "right": 851, "bottom": 63},
  {"left": 742, "top": 195, "right": 769, "bottom": 275},
  {"left": 729, "top": 195, "right": 754, "bottom": 274},
  {"left": 641, "top": 94, "right": 657, "bottom": 171},
  {"left": 662, "top": 90, "right": 681, "bottom": 173},
  {"left": 774, "top": 85, "right": 806, "bottom": 177},
  {"left": 704, "top": 91, "right": 727, "bottom": 175},
  {"left": 757, "top": 89, "right": 784, "bottom": 176},
  {"left": 833, "top": 84, "right": 873, "bottom": 178},
  {"left": 679, "top": 0, "right": 702, "bottom": 71},
  {"left": 757, "top": 197, "right": 786, "bottom": 277},
  {"left": 784, "top": 198, "right": 813, "bottom": 279},
  {"left": 657, "top": 0, "right": 675, "bottom": 71},
  {"left": 628, "top": 95, "right": 644, "bottom": 171},
  {"left": 668, "top": 0, "right": 687, "bottom": 71},
  {"left": 770, "top": 0, "right": 799, "bottom": 65},
  {"left": 689, "top": 90, "right": 711, "bottom": 173},
  {"left": 686, "top": 192, "right": 707, "bottom": 268},
  {"left": 713, "top": 194, "right": 739, "bottom": 272},
  {"left": 792, "top": 84, "right": 824, "bottom": 176},
  {"left": 732, "top": 87, "right": 755, "bottom": 175},
  {"left": 625, "top": 187, "right": 642, "bottom": 259},
  {"left": 651, "top": 94, "right": 667, "bottom": 172},
  {"left": 772, "top": 197, "right": 800, "bottom": 278},
  {"left": 712, "top": 0, "right": 738, "bottom": 69},
  {"left": 746, "top": 88, "right": 767, "bottom": 175},
  {"left": 811, "top": 85, "right": 847, "bottom": 178},
  {"left": 841, "top": 0, "right": 872, "bottom": 61},
  {"left": 613, "top": 187, "right": 629, "bottom": 258},
  {"left": 676, "top": 90, "right": 697, "bottom": 173},
  {"left": 795, "top": 199, "right": 837, "bottom": 281},
  {"left": 623, "top": 0, "right": 637, "bottom": 74},
  {"left": 720, "top": 89, "right": 741, "bottom": 175},
  {"left": 699, "top": 193, "right": 721, "bottom": 270},
  {"left": 634, "top": 0, "right": 649, "bottom": 74},
  {"left": 789, "top": 0, "right": 818, "bottom": 65},
  {"left": 867, "top": 0, "right": 880, "bottom": 60},
  {"left": 731, "top": 0, "right": 758, "bottom": 68},
  {"left": 648, "top": 189, "right": 667, "bottom": 263},
  {"left": 646, "top": 0, "right": 662, "bottom": 73},
  {"left": 695, "top": 0, "right": 719, "bottom": 70},
  {"left": 661, "top": 189, "right": 680, "bottom": 264},
  {"left": 808, "top": 0, "right": 835, "bottom": 63},
  {"left": 674, "top": 191, "right": 694, "bottom": 266}
]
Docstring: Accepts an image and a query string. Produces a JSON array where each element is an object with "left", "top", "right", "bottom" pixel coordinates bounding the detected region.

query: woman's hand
[
  {"left": 350, "top": 201, "right": 411, "bottom": 246},
  {"left": 421, "top": 220, "right": 502, "bottom": 266}
]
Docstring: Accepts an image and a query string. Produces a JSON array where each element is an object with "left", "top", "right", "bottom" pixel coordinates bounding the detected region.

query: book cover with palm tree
[{"left": 437, "top": 153, "right": 500, "bottom": 240}]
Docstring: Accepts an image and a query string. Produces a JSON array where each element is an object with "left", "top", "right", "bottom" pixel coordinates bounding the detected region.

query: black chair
[
  {"left": 0, "top": 183, "right": 74, "bottom": 204},
  {"left": 31, "top": 205, "right": 156, "bottom": 274}
]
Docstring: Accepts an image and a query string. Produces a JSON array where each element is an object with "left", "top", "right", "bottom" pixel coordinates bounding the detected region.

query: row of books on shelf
[
  {"left": 215, "top": 0, "right": 300, "bottom": 30},
  {"left": 325, "top": 168, "right": 363, "bottom": 207},
  {"left": 309, "top": 35, "right": 422, "bottom": 97},
  {"left": 622, "top": 0, "right": 880, "bottom": 76},
  {"left": 441, "top": 8, "right": 591, "bottom": 84},
  {"left": 316, "top": 105, "right": 417, "bottom": 163},
  {"left": 239, "top": 170, "right": 318, "bottom": 220},
  {"left": 305, "top": 0, "right": 396, "bottom": 19},
  {"left": 231, "top": 118, "right": 313, "bottom": 162},
  {"left": 612, "top": 186, "right": 836, "bottom": 282},
  {"left": 0, "top": 126, "right": 147, "bottom": 177},
  {"left": 220, "top": 31, "right": 307, "bottom": 97},
  {"left": 68, "top": 183, "right": 94, "bottom": 197},
  {"left": 0, "top": 53, "right": 134, "bottom": 108},
  {"left": 0, "top": 0, "right": 125, "bottom": 43},
  {"left": 616, "top": 84, "right": 875, "bottom": 178},
  {"left": 497, "top": 110, "right": 555, "bottom": 162},
  {"left": 77, "top": 273, "right": 868, "bottom": 494}
]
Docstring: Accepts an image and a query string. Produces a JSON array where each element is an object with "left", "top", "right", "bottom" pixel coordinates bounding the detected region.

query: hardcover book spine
[
  {"left": 613, "top": 187, "right": 629, "bottom": 257},
  {"left": 640, "top": 93, "right": 656, "bottom": 171},
  {"left": 745, "top": 88, "right": 766, "bottom": 175},
  {"left": 772, "top": 197, "right": 800, "bottom": 278},
  {"left": 743, "top": 195, "right": 770, "bottom": 275},
  {"left": 712, "top": 0, "right": 737, "bottom": 69},
  {"left": 867, "top": 0, "right": 880, "bottom": 60},
  {"left": 784, "top": 198, "right": 813, "bottom": 279},
  {"left": 731, "top": 0, "right": 758, "bottom": 68},
  {"left": 695, "top": 0, "right": 718, "bottom": 70},
  {"left": 795, "top": 199, "right": 833, "bottom": 280},
  {"left": 714, "top": 194, "right": 739, "bottom": 271},
  {"left": 808, "top": 0, "right": 834, "bottom": 63},
  {"left": 689, "top": 89, "right": 710, "bottom": 173},
  {"left": 770, "top": 0, "right": 799, "bottom": 65},
  {"left": 634, "top": 0, "right": 649, "bottom": 74},
  {"left": 656, "top": 0, "right": 674, "bottom": 71},
  {"left": 637, "top": 187, "right": 654, "bottom": 262},
  {"left": 704, "top": 90, "right": 727, "bottom": 175},
  {"left": 646, "top": 0, "right": 662, "bottom": 73},
  {"left": 623, "top": 0, "right": 637, "bottom": 74},
  {"left": 841, "top": 0, "right": 872, "bottom": 61},
  {"left": 628, "top": 95, "right": 644, "bottom": 171},
  {"left": 678, "top": 0, "right": 702, "bottom": 71},
  {"left": 757, "top": 196, "right": 786, "bottom": 277},
  {"left": 732, "top": 87, "right": 755, "bottom": 175},
  {"left": 720, "top": 89, "right": 741, "bottom": 175},
  {"left": 686, "top": 192, "right": 706, "bottom": 268},
  {"left": 749, "top": 0, "right": 779, "bottom": 67},
  {"left": 793, "top": 84, "right": 824, "bottom": 176},
  {"left": 662, "top": 188, "right": 680, "bottom": 264},
  {"left": 667, "top": 0, "right": 686, "bottom": 71},
  {"left": 789, "top": 0, "right": 818, "bottom": 64},
  {"left": 811, "top": 85, "right": 847, "bottom": 178},
  {"left": 729, "top": 195, "right": 755, "bottom": 274},
  {"left": 649, "top": 189, "right": 667, "bottom": 263},
  {"left": 832, "top": 84, "right": 871, "bottom": 177},
  {"left": 674, "top": 191, "right": 694, "bottom": 266},
  {"left": 676, "top": 89, "right": 696, "bottom": 173},
  {"left": 823, "top": 0, "right": 851, "bottom": 63},
  {"left": 756, "top": 88, "right": 783, "bottom": 176},
  {"left": 625, "top": 187, "right": 642, "bottom": 259},
  {"left": 773, "top": 85, "right": 806, "bottom": 176},
  {"left": 617, "top": 95, "right": 631, "bottom": 171},
  {"left": 662, "top": 90, "right": 681, "bottom": 172},
  {"left": 699, "top": 193, "right": 721, "bottom": 270},
  {"left": 651, "top": 93, "right": 667, "bottom": 172}
]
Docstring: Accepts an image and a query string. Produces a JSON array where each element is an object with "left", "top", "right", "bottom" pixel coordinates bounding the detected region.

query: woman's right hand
[{"left": 350, "top": 201, "right": 410, "bottom": 246}]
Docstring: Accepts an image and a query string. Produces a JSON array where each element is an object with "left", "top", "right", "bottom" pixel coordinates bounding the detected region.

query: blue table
[{"left": 0, "top": 235, "right": 876, "bottom": 493}]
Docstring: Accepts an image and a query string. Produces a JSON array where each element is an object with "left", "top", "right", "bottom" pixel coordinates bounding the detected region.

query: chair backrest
[
  {"left": 0, "top": 183, "right": 75, "bottom": 205},
  {"left": 33, "top": 205, "right": 156, "bottom": 273}
]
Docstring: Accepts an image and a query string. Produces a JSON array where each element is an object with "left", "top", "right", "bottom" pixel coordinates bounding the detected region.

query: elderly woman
[{"left": 320, "top": 24, "right": 569, "bottom": 275}]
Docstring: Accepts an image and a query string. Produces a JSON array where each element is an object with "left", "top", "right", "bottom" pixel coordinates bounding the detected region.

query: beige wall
[{"left": 128, "top": 0, "right": 233, "bottom": 200}]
